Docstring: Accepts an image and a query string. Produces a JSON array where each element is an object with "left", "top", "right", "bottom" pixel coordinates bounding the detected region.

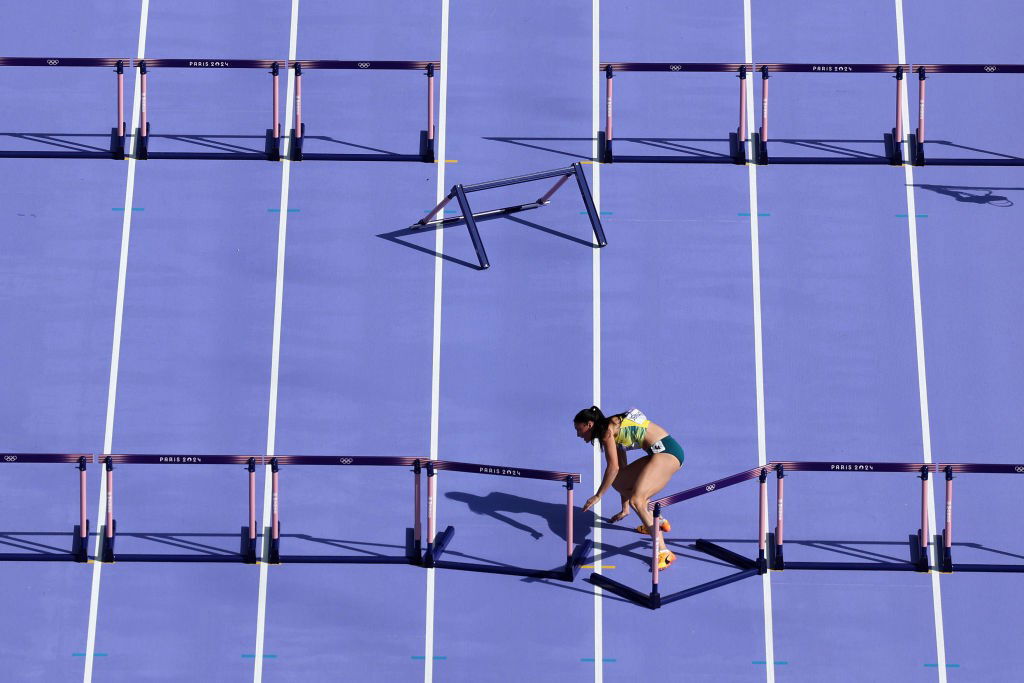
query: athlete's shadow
[
  {"left": 445, "top": 491, "right": 593, "bottom": 543},
  {"left": 913, "top": 183, "right": 1017, "bottom": 207}
]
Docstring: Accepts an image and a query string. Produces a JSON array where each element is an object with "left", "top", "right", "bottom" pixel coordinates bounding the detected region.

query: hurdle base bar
[
  {"left": 0, "top": 521, "right": 90, "bottom": 562},
  {"left": 940, "top": 530, "right": 1024, "bottom": 573},
  {"left": 288, "top": 122, "right": 433, "bottom": 162},
  {"left": 99, "top": 520, "right": 256, "bottom": 563},
  {"left": 768, "top": 532, "right": 928, "bottom": 572},
  {"left": 589, "top": 539, "right": 763, "bottom": 610},
  {"left": 268, "top": 524, "right": 422, "bottom": 565},
  {"left": 423, "top": 526, "right": 591, "bottom": 581},
  {"left": 596, "top": 130, "right": 747, "bottom": 165},
  {"left": 753, "top": 131, "right": 900, "bottom": 165},
  {"left": 134, "top": 124, "right": 279, "bottom": 161}
]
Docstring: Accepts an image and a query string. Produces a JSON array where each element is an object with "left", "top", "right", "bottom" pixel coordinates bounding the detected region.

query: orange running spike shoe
[
  {"left": 634, "top": 518, "right": 671, "bottom": 535},
  {"left": 657, "top": 549, "right": 676, "bottom": 571}
]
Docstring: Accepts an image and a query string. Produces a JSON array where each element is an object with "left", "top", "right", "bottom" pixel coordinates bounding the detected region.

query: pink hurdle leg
[
  {"left": 895, "top": 71, "right": 904, "bottom": 142},
  {"left": 79, "top": 460, "right": 88, "bottom": 539},
  {"left": 427, "top": 66, "right": 435, "bottom": 141},
  {"left": 605, "top": 70, "right": 613, "bottom": 142},
  {"left": 272, "top": 467, "right": 280, "bottom": 540},
  {"left": 248, "top": 464, "right": 256, "bottom": 540},
  {"left": 117, "top": 66, "right": 124, "bottom": 137},
  {"left": 739, "top": 70, "right": 748, "bottom": 141},
  {"left": 105, "top": 462, "right": 114, "bottom": 538},
  {"left": 272, "top": 65, "right": 280, "bottom": 138},
  {"left": 566, "top": 481, "right": 574, "bottom": 562}
]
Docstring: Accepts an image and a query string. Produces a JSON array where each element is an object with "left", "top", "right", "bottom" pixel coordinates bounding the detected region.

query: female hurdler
[{"left": 574, "top": 406, "right": 685, "bottom": 570}]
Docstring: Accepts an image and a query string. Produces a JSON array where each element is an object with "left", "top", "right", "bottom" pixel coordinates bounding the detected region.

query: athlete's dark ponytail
[{"left": 573, "top": 406, "right": 626, "bottom": 440}]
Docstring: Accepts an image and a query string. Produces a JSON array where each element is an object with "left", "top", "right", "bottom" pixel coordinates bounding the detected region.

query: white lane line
[
  {"left": 423, "top": 2, "right": 450, "bottom": 681},
  {"left": 742, "top": 2, "right": 776, "bottom": 681},
  {"left": 590, "top": 1, "right": 603, "bottom": 681},
  {"left": 894, "top": 2, "right": 948, "bottom": 680},
  {"left": 253, "top": 1, "right": 300, "bottom": 680},
  {"left": 83, "top": 2, "right": 149, "bottom": 681}
]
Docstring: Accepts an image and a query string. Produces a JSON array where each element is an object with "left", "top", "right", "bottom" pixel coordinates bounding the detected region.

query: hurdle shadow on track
[
  {"left": 912, "top": 183, "right": 1018, "bottom": 207},
  {"left": 133, "top": 133, "right": 276, "bottom": 160},
  {"left": 757, "top": 138, "right": 892, "bottom": 162},
  {"left": 293, "top": 135, "right": 415, "bottom": 160},
  {"left": 0, "top": 132, "right": 123, "bottom": 159},
  {"left": 378, "top": 212, "right": 596, "bottom": 271},
  {"left": 444, "top": 491, "right": 593, "bottom": 544},
  {"left": 96, "top": 529, "right": 255, "bottom": 563},
  {"left": 0, "top": 531, "right": 88, "bottom": 560},
  {"left": 483, "top": 136, "right": 597, "bottom": 161}
]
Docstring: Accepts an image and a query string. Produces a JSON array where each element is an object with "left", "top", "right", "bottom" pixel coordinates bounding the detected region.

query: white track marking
[
  {"left": 742, "top": 2, "right": 776, "bottom": 681},
  {"left": 83, "top": 3, "right": 149, "bottom": 680},
  {"left": 252, "top": 2, "right": 300, "bottom": 680},
  {"left": 591, "top": 1, "right": 603, "bottom": 681},
  {"left": 424, "top": 2, "right": 450, "bottom": 681},
  {"left": 894, "top": 2, "right": 948, "bottom": 679}
]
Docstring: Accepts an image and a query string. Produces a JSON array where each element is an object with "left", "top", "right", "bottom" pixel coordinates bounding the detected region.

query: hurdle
[
  {"left": 589, "top": 466, "right": 769, "bottom": 609},
  {"left": 752, "top": 63, "right": 907, "bottom": 165},
  {"left": 936, "top": 463, "right": 1024, "bottom": 573},
  {"left": 769, "top": 462, "right": 931, "bottom": 572},
  {"left": 0, "top": 454, "right": 91, "bottom": 562},
  {"left": 598, "top": 62, "right": 751, "bottom": 164},
  {"left": 0, "top": 58, "right": 128, "bottom": 159},
  {"left": 909, "top": 64, "right": 1024, "bottom": 166},
  {"left": 265, "top": 456, "right": 424, "bottom": 565},
  {"left": 288, "top": 60, "right": 438, "bottom": 162},
  {"left": 412, "top": 162, "right": 606, "bottom": 269},
  {"left": 98, "top": 454, "right": 260, "bottom": 563},
  {"left": 133, "top": 59, "right": 282, "bottom": 161},
  {"left": 423, "top": 460, "right": 592, "bottom": 581}
]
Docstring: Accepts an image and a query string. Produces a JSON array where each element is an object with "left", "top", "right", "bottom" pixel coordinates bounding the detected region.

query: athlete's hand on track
[{"left": 582, "top": 495, "right": 600, "bottom": 512}]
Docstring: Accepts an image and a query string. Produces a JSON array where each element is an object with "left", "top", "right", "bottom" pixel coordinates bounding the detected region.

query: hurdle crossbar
[
  {"left": 423, "top": 459, "right": 590, "bottom": 581},
  {"left": 752, "top": 63, "right": 908, "bottom": 166},
  {"left": 598, "top": 62, "right": 751, "bottom": 164},
  {"left": 767, "top": 461, "right": 932, "bottom": 572},
  {"left": 133, "top": 59, "right": 282, "bottom": 161},
  {"left": 265, "top": 455, "right": 424, "bottom": 565},
  {"left": 98, "top": 454, "right": 260, "bottom": 563},
  {"left": 289, "top": 60, "right": 439, "bottom": 162},
  {"left": 909, "top": 64, "right": 1024, "bottom": 166},
  {"left": 412, "top": 162, "right": 606, "bottom": 269},
  {"left": 936, "top": 463, "right": 1024, "bottom": 573},
  {"left": 0, "top": 454, "right": 92, "bottom": 562},
  {"left": 0, "top": 57, "right": 129, "bottom": 159},
  {"left": 590, "top": 466, "right": 768, "bottom": 609}
]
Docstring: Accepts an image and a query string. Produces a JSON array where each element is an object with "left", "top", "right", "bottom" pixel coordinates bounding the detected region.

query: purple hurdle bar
[
  {"left": 0, "top": 57, "right": 128, "bottom": 159},
  {"left": 266, "top": 455, "right": 424, "bottom": 564},
  {"left": 288, "top": 60, "right": 440, "bottom": 162},
  {"left": 593, "top": 466, "right": 767, "bottom": 609},
  {"left": 753, "top": 63, "right": 908, "bottom": 165},
  {"left": 910, "top": 65, "right": 1024, "bottom": 166},
  {"left": 769, "top": 461, "right": 932, "bottom": 572},
  {"left": 0, "top": 454, "right": 92, "bottom": 561},
  {"left": 598, "top": 62, "right": 751, "bottom": 164},
  {"left": 133, "top": 59, "right": 281, "bottom": 160},
  {"left": 423, "top": 460, "right": 589, "bottom": 581},
  {"left": 99, "top": 454, "right": 260, "bottom": 563},
  {"left": 934, "top": 463, "right": 1024, "bottom": 572}
]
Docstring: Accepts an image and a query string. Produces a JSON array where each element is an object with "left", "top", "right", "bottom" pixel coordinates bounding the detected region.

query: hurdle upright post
[
  {"left": 413, "top": 459, "right": 422, "bottom": 559},
  {"left": 424, "top": 460, "right": 437, "bottom": 566},
  {"left": 76, "top": 456, "right": 88, "bottom": 560},
  {"left": 135, "top": 60, "right": 149, "bottom": 159},
  {"left": 738, "top": 64, "right": 748, "bottom": 142},
  {"left": 564, "top": 476, "right": 574, "bottom": 574},
  {"left": 773, "top": 464, "right": 784, "bottom": 569},
  {"left": 758, "top": 468, "right": 768, "bottom": 571},
  {"left": 650, "top": 502, "right": 662, "bottom": 608},
  {"left": 916, "top": 66, "right": 926, "bottom": 145},
  {"left": 247, "top": 457, "right": 256, "bottom": 544},
  {"left": 115, "top": 60, "right": 125, "bottom": 138},
  {"left": 917, "top": 466, "right": 930, "bottom": 571},
  {"left": 101, "top": 456, "right": 115, "bottom": 562},
  {"left": 604, "top": 65, "right": 613, "bottom": 157},
  {"left": 268, "top": 457, "right": 280, "bottom": 563},
  {"left": 271, "top": 62, "right": 280, "bottom": 140},
  {"left": 294, "top": 62, "right": 302, "bottom": 141},
  {"left": 894, "top": 65, "right": 904, "bottom": 145},
  {"left": 536, "top": 170, "right": 571, "bottom": 204},
  {"left": 942, "top": 466, "right": 953, "bottom": 572},
  {"left": 426, "top": 63, "right": 435, "bottom": 143},
  {"left": 759, "top": 65, "right": 769, "bottom": 143}
]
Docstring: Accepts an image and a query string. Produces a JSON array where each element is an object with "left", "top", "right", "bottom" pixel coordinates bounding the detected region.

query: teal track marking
[
  {"left": 580, "top": 658, "right": 617, "bottom": 662},
  {"left": 411, "top": 655, "right": 447, "bottom": 660},
  {"left": 267, "top": 208, "right": 300, "bottom": 213},
  {"left": 242, "top": 654, "right": 277, "bottom": 658},
  {"left": 738, "top": 212, "right": 770, "bottom": 216},
  {"left": 924, "top": 663, "right": 960, "bottom": 668},
  {"left": 112, "top": 208, "right": 143, "bottom": 211},
  {"left": 72, "top": 653, "right": 107, "bottom": 657},
  {"left": 896, "top": 213, "right": 928, "bottom": 217},
  {"left": 753, "top": 660, "right": 788, "bottom": 665}
]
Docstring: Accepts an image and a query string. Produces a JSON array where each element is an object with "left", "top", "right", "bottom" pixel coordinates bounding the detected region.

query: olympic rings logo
[
  {"left": 985, "top": 66, "right": 997, "bottom": 72},
  {"left": 670, "top": 64, "right": 682, "bottom": 71},
  {"left": 357, "top": 62, "right": 370, "bottom": 68},
  {"left": 706, "top": 483, "right": 716, "bottom": 492},
  {"left": 47, "top": 59, "right": 59, "bottom": 66},
  {"left": 4, "top": 456, "right": 17, "bottom": 462},
  {"left": 1015, "top": 466, "right": 1024, "bottom": 473},
  {"left": 339, "top": 457, "right": 353, "bottom": 464}
]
